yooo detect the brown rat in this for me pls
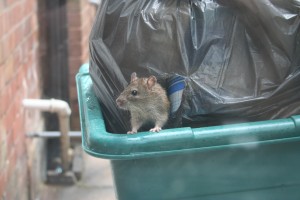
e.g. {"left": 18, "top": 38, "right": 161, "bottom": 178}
{"left": 116, "top": 72, "right": 170, "bottom": 134}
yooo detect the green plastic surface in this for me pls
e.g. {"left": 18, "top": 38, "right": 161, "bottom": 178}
{"left": 76, "top": 64, "right": 300, "bottom": 200}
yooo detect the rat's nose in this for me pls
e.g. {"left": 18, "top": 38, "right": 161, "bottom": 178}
{"left": 116, "top": 98, "right": 125, "bottom": 107}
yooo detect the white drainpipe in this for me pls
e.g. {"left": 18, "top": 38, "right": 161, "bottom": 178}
{"left": 23, "top": 99, "right": 72, "bottom": 172}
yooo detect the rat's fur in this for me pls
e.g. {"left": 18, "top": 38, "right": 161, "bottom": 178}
{"left": 116, "top": 73, "right": 170, "bottom": 134}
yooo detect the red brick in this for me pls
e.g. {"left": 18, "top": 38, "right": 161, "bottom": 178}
{"left": 0, "top": 41, "right": 4, "bottom": 66}
{"left": 0, "top": 91, "right": 8, "bottom": 117}
{"left": 13, "top": 47, "right": 23, "bottom": 69}
{"left": 0, "top": 83, "right": 13, "bottom": 117}
{"left": 20, "top": 40, "right": 30, "bottom": 64}
{"left": 14, "top": 139, "right": 26, "bottom": 160}
{"left": 68, "top": 43, "right": 82, "bottom": 57}
{"left": 15, "top": 24, "right": 24, "bottom": 47}
{"left": 4, "top": 0, "right": 18, "bottom": 8}
{"left": 81, "top": 47, "right": 89, "bottom": 62}
{"left": 69, "top": 76, "right": 78, "bottom": 88}
{"left": 0, "top": 174, "right": 5, "bottom": 197}
{"left": 16, "top": 170, "right": 28, "bottom": 199}
{"left": 71, "top": 115, "right": 81, "bottom": 130}
{"left": 67, "top": 12, "right": 81, "bottom": 27}
{"left": 10, "top": 97, "right": 21, "bottom": 125}
{"left": 24, "top": 0, "right": 34, "bottom": 17}
{"left": 0, "top": 124, "right": 7, "bottom": 170}
{"left": 14, "top": 67, "right": 24, "bottom": 91}
{"left": 67, "top": 1, "right": 80, "bottom": 12}
{"left": 3, "top": 108, "right": 14, "bottom": 135}
{"left": 0, "top": 0, "right": 4, "bottom": 10}
{"left": 0, "top": 0, "right": 41, "bottom": 199}
{"left": 5, "top": 136, "right": 14, "bottom": 170}
{"left": 0, "top": 13, "right": 4, "bottom": 39}
{"left": 69, "top": 57, "right": 82, "bottom": 68}
{"left": 2, "top": 9, "right": 11, "bottom": 36}
{"left": 31, "top": 12, "right": 38, "bottom": 30}
{"left": 71, "top": 103, "right": 79, "bottom": 116}
{"left": 30, "top": 30, "right": 38, "bottom": 48}
{"left": 3, "top": 33, "right": 15, "bottom": 57}
{"left": 6, "top": 148, "right": 17, "bottom": 180}
{"left": 8, "top": 32, "right": 17, "bottom": 55}
{"left": 69, "top": 85, "right": 78, "bottom": 99}
{"left": 68, "top": 28, "right": 82, "bottom": 42}
{"left": 2, "top": 57, "right": 15, "bottom": 85}
{"left": 10, "top": 2, "right": 23, "bottom": 28}
{"left": 1, "top": 86, "right": 16, "bottom": 117}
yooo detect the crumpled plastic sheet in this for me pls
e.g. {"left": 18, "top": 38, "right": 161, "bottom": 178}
{"left": 89, "top": 0, "right": 300, "bottom": 133}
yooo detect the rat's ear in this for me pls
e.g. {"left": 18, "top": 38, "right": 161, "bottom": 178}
{"left": 147, "top": 76, "right": 157, "bottom": 89}
{"left": 131, "top": 72, "right": 138, "bottom": 83}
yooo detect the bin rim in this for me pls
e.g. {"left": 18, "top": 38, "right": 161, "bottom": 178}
{"left": 76, "top": 64, "right": 300, "bottom": 160}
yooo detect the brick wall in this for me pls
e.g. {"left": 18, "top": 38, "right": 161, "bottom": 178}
{"left": 67, "top": 0, "right": 97, "bottom": 130}
{"left": 0, "top": 0, "right": 97, "bottom": 199}
{"left": 0, "top": 0, "right": 44, "bottom": 199}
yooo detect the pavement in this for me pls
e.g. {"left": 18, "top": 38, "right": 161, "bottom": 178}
{"left": 42, "top": 152, "right": 116, "bottom": 200}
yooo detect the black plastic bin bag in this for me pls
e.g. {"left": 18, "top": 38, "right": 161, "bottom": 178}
{"left": 89, "top": 0, "right": 300, "bottom": 133}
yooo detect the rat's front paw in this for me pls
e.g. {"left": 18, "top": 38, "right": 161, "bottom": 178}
{"left": 150, "top": 127, "right": 162, "bottom": 132}
{"left": 127, "top": 130, "right": 137, "bottom": 134}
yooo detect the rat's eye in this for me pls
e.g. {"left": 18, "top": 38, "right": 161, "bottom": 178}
{"left": 131, "top": 90, "right": 138, "bottom": 96}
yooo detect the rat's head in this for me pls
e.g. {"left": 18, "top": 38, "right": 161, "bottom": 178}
{"left": 116, "top": 72, "right": 157, "bottom": 110}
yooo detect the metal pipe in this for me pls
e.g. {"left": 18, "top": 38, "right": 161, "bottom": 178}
{"left": 23, "top": 99, "right": 72, "bottom": 172}
{"left": 27, "top": 131, "right": 81, "bottom": 138}
{"left": 22, "top": 99, "right": 71, "bottom": 116}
